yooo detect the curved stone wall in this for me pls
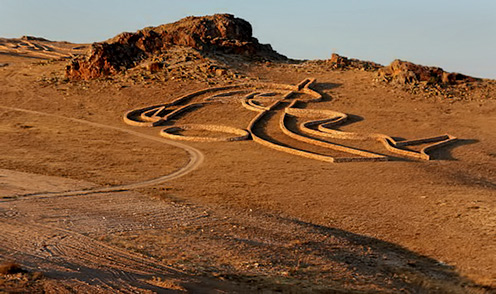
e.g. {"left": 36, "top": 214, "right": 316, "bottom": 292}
{"left": 160, "top": 124, "right": 250, "bottom": 142}
{"left": 123, "top": 78, "right": 457, "bottom": 163}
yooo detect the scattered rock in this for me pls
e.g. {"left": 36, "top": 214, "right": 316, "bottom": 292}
{"left": 376, "top": 59, "right": 482, "bottom": 99}
{"left": 293, "top": 53, "right": 382, "bottom": 73}
{"left": 0, "top": 63, "right": 9, "bottom": 67}
{"left": 66, "top": 14, "right": 286, "bottom": 80}
{"left": 327, "top": 53, "right": 382, "bottom": 71}
{"left": 215, "top": 68, "right": 228, "bottom": 76}
{"left": 146, "top": 61, "right": 164, "bottom": 73}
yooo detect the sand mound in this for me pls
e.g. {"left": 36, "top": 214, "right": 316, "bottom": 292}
{"left": 0, "top": 37, "right": 86, "bottom": 60}
{"left": 66, "top": 14, "right": 286, "bottom": 80}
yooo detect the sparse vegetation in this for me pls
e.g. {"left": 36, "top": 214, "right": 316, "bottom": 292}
{"left": 0, "top": 13, "right": 494, "bottom": 293}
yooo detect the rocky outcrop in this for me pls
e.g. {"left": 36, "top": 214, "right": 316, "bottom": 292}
{"left": 327, "top": 53, "right": 382, "bottom": 71}
{"left": 20, "top": 36, "right": 51, "bottom": 42}
{"left": 66, "top": 14, "right": 286, "bottom": 80}
{"left": 377, "top": 59, "right": 478, "bottom": 85}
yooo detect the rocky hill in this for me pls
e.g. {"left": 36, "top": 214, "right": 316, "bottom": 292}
{"left": 61, "top": 13, "right": 489, "bottom": 100}
{"left": 66, "top": 14, "right": 286, "bottom": 80}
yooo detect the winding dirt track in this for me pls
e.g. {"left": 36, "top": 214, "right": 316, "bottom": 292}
{"left": 0, "top": 106, "right": 213, "bottom": 292}
{"left": 0, "top": 105, "right": 204, "bottom": 202}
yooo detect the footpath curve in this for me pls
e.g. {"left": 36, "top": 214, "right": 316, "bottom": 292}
{"left": 0, "top": 105, "right": 204, "bottom": 202}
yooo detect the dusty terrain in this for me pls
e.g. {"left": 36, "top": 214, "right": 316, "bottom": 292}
{"left": 1, "top": 16, "right": 495, "bottom": 293}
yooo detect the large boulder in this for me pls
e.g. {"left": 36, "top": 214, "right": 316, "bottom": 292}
{"left": 66, "top": 14, "right": 286, "bottom": 80}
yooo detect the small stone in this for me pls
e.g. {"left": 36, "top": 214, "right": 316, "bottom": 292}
{"left": 147, "top": 62, "right": 163, "bottom": 73}
{"left": 215, "top": 68, "right": 227, "bottom": 76}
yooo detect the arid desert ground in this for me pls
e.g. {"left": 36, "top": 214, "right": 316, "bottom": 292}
{"left": 0, "top": 15, "right": 495, "bottom": 293}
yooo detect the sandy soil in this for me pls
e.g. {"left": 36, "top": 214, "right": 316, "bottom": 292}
{"left": 0, "top": 38, "right": 495, "bottom": 293}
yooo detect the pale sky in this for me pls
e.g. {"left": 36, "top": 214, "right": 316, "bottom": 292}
{"left": 1, "top": 0, "right": 495, "bottom": 78}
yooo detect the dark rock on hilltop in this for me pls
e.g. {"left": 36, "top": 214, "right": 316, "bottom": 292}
{"left": 327, "top": 53, "right": 382, "bottom": 71}
{"left": 66, "top": 14, "right": 286, "bottom": 80}
{"left": 376, "top": 59, "right": 484, "bottom": 99}
{"left": 292, "top": 53, "right": 382, "bottom": 74}
{"left": 377, "top": 59, "right": 478, "bottom": 86}
{"left": 20, "top": 36, "right": 51, "bottom": 42}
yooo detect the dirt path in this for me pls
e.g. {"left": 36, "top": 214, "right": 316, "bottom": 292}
{"left": 0, "top": 105, "right": 204, "bottom": 202}
{"left": 0, "top": 107, "right": 253, "bottom": 292}
{"left": 0, "top": 184, "right": 257, "bottom": 293}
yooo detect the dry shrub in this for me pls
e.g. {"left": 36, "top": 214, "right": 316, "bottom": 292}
{"left": 0, "top": 262, "right": 25, "bottom": 275}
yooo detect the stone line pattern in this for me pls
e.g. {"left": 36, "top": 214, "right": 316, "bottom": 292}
{"left": 123, "top": 78, "right": 457, "bottom": 163}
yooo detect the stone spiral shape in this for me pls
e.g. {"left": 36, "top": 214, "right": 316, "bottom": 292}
{"left": 123, "top": 78, "right": 458, "bottom": 163}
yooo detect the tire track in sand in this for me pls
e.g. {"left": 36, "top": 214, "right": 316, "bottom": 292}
{"left": 0, "top": 219, "right": 193, "bottom": 292}
{"left": 0, "top": 105, "right": 204, "bottom": 202}
{"left": 0, "top": 106, "right": 212, "bottom": 291}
